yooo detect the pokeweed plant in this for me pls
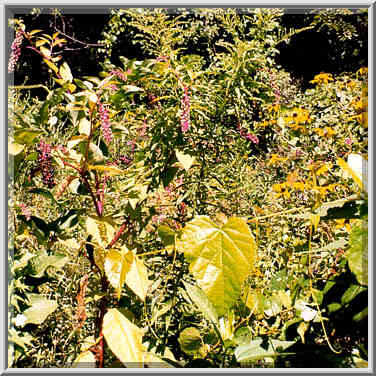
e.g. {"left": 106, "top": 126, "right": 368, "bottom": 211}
{"left": 8, "top": 8, "right": 368, "bottom": 368}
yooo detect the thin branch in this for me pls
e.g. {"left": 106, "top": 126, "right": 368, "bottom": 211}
{"left": 54, "top": 27, "right": 105, "bottom": 47}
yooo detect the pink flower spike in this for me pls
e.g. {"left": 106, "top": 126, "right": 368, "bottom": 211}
{"left": 97, "top": 100, "right": 112, "bottom": 145}
{"left": 345, "top": 138, "right": 352, "bottom": 146}
{"left": 8, "top": 30, "right": 24, "bottom": 73}
{"left": 19, "top": 203, "right": 31, "bottom": 221}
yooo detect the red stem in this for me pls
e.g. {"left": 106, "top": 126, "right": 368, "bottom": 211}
{"left": 106, "top": 221, "right": 128, "bottom": 249}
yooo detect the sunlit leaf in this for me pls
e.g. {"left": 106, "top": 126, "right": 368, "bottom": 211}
{"left": 175, "top": 150, "right": 196, "bottom": 171}
{"left": 177, "top": 216, "right": 256, "bottom": 316}
{"left": 235, "top": 338, "right": 295, "bottom": 362}
{"left": 104, "top": 248, "right": 132, "bottom": 299}
{"left": 8, "top": 142, "right": 24, "bottom": 155}
{"left": 59, "top": 62, "right": 73, "bottom": 82}
{"left": 124, "top": 249, "right": 150, "bottom": 301}
{"left": 23, "top": 294, "right": 58, "bottom": 325}
{"left": 102, "top": 308, "right": 146, "bottom": 366}
{"left": 72, "top": 351, "right": 96, "bottom": 368}
{"left": 78, "top": 118, "right": 91, "bottom": 136}
{"left": 29, "top": 250, "right": 69, "bottom": 278}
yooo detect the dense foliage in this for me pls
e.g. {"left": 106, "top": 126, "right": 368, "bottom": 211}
{"left": 8, "top": 8, "right": 368, "bottom": 368}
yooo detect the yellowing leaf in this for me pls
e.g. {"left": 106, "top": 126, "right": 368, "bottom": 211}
{"left": 310, "top": 214, "right": 320, "bottom": 232}
{"left": 124, "top": 249, "right": 150, "bottom": 301}
{"left": 104, "top": 249, "right": 132, "bottom": 299}
{"left": 78, "top": 117, "right": 91, "bottom": 136}
{"left": 87, "top": 164, "right": 123, "bottom": 176}
{"left": 59, "top": 62, "right": 73, "bottom": 82}
{"left": 8, "top": 142, "right": 24, "bottom": 155}
{"left": 338, "top": 157, "right": 365, "bottom": 192}
{"left": 102, "top": 308, "right": 146, "bottom": 366}
{"left": 72, "top": 351, "right": 96, "bottom": 368}
{"left": 177, "top": 216, "right": 257, "bottom": 316}
{"left": 175, "top": 150, "right": 196, "bottom": 171}
{"left": 43, "top": 58, "right": 59, "bottom": 74}
{"left": 85, "top": 216, "right": 117, "bottom": 249}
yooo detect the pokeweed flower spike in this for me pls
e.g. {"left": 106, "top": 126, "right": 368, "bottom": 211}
{"left": 37, "top": 140, "right": 55, "bottom": 188}
{"left": 110, "top": 69, "right": 127, "bottom": 81}
{"left": 19, "top": 203, "right": 31, "bottom": 221}
{"left": 180, "top": 86, "right": 190, "bottom": 133}
{"left": 236, "top": 123, "right": 259, "bottom": 144}
{"left": 97, "top": 100, "right": 112, "bottom": 145}
{"left": 8, "top": 29, "right": 24, "bottom": 73}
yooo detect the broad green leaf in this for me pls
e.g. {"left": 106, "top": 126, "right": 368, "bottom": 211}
{"left": 175, "top": 150, "right": 196, "bottom": 171}
{"left": 124, "top": 249, "right": 150, "bottom": 301}
{"left": 234, "top": 339, "right": 295, "bottom": 363}
{"left": 341, "top": 284, "right": 367, "bottom": 305}
{"left": 29, "top": 250, "right": 69, "bottom": 278}
{"left": 242, "top": 288, "right": 265, "bottom": 314}
{"left": 347, "top": 220, "right": 368, "bottom": 286}
{"left": 14, "top": 129, "right": 41, "bottom": 145}
{"left": 72, "top": 351, "right": 96, "bottom": 368}
{"left": 177, "top": 216, "right": 256, "bottom": 316}
{"left": 158, "top": 225, "right": 175, "bottom": 246}
{"left": 182, "top": 281, "right": 219, "bottom": 325}
{"left": 150, "top": 299, "right": 175, "bottom": 325}
{"left": 59, "top": 62, "right": 73, "bottom": 82}
{"left": 104, "top": 248, "right": 132, "bottom": 299}
{"left": 78, "top": 117, "right": 91, "bottom": 136}
{"left": 29, "top": 188, "right": 59, "bottom": 205}
{"left": 103, "top": 308, "right": 146, "bottom": 366}
{"left": 88, "top": 143, "right": 104, "bottom": 162}
{"left": 8, "top": 142, "right": 24, "bottom": 155}
{"left": 23, "top": 294, "right": 57, "bottom": 325}
{"left": 178, "top": 327, "right": 202, "bottom": 355}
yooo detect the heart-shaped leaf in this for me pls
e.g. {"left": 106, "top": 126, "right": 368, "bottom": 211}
{"left": 177, "top": 216, "right": 256, "bottom": 316}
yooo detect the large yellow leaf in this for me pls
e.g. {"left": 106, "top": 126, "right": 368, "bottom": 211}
{"left": 177, "top": 216, "right": 256, "bottom": 316}
{"left": 59, "top": 62, "right": 73, "bottom": 82}
{"left": 102, "top": 308, "right": 146, "bottom": 367}
{"left": 124, "top": 249, "right": 150, "bottom": 301}
{"left": 104, "top": 249, "right": 132, "bottom": 299}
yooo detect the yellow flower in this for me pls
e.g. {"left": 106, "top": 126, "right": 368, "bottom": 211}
{"left": 292, "top": 181, "right": 306, "bottom": 191}
{"left": 309, "top": 73, "right": 334, "bottom": 85}
{"left": 356, "top": 67, "right": 368, "bottom": 77}
{"left": 316, "top": 162, "right": 332, "bottom": 176}
{"left": 268, "top": 154, "right": 288, "bottom": 166}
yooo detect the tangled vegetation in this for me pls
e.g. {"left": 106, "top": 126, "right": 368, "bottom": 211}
{"left": 8, "top": 8, "right": 368, "bottom": 368}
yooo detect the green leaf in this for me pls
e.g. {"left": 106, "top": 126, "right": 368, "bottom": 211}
{"left": 28, "top": 188, "right": 59, "bottom": 206}
{"left": 234, "top": 338, "right": 295, "bottom": 363}
{"left": 177, "top": 216, "right": 257, "bottom": 317}
{"left": 175, "top": 150, "right": 196, "bottom": 171}
{"left": 158, "top": 225, "right": 175, "bottom": 246}
{"left": 14, "top": 129, "right": 41, "bottom": 145}
{"left": 353, "top": 307, "right": 368, "bottom": 322}
{"left": 23, "top": 294, "right": 58, "bottom": 325}
{"left": 178, "top": 327, "right": 202, "bottom": 354}
{"left": 29, "top": 250, "right": 69, "bottom": 278}
{"left": 341, "top": 284, "right": 367, "bottom": 305}
{"left": 347, "top": 221, "right": 368, "bottom": 286}
{"left": 102, "top": 308, "right": 146, "bottom": 366}
{"left": 122, "top": 85, "right": 144, "bottom": 93}
{"left": 182, "top": 281, "right": 219, "bottom": 325}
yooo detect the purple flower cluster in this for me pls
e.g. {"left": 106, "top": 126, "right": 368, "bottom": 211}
{"left": 8, "top": 30, "right": 24, "bottom": 73}
{"left": 180, "top": 87, "right": 190, "bottom": 133}
{"left": 97, "top": 100, "right": 112, "bottom": 145}
{"left": 236, "top": 123, "right": 259, "bottom": 144}
{"left": 37, "top": 140, "right": 55, "bottom": 188}
{"left": 264, "top": 67, "right": 281, "bottom": 105}
{"left": 110, "top": 69, "right": 127, "bottom": 81}
{"left": 19, "top": 203, "right": 31, "bottom": 221}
